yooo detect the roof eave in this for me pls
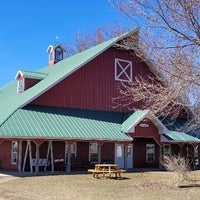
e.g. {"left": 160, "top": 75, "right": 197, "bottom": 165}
{"left": 0, "top": 136, "right": 132, "bottom": 142}
{"left": 125, "top": 110, "right": 169, "bottom": 134}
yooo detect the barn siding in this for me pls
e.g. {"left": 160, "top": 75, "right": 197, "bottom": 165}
{"left": 133, "top": 138, "right": 160, "bottom": 168}
{"left": 76, "top": 142, "right": 89, "bottom": 162}
{"left": 128, "top": 120, "right": 161, "bottom": 145}
{"left": 171, "top": 144, "right": 181, "bottom": 156}
{"left": 31, "top": 47, "right": 153, "bottom": 112}
{"left": 0, "top": 140, "right": 18, "bottom": 171}
{"left": 25, "top": 79, "right": 40, "bottom": 90}
{"left": 101, "top": 143, "right": 115, "bottom": 163}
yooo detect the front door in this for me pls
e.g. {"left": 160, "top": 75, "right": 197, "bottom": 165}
{"left": 115, "top": 144, "right": 125, "bottom": 168}
{"left": 127, "top": 144, "right": 133, "bottom": 169}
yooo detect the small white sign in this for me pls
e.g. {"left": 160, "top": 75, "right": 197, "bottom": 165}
{"left": 139, "top": 123, "right": 149, "bottom": 128}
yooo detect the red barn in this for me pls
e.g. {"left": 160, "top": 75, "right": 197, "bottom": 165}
{"left": 0, "top": 30, "right": 199, "bottom": 174}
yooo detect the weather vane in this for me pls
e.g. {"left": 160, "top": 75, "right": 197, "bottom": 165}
{"left": 55, "top": 36, "right": 59, "bottom": 44}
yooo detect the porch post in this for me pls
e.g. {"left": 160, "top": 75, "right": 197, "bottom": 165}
{"left": 50, "top": 141, "right": 54, "bottom": 172}
{"left": 124, "top": 145, "right": 128, "bottom": 170}
{"left": 28, "top": 141, "right": 33, "bottom": 173}
{"left": 97, "top": 141, "right": 105, "bottom": 164}
{"left": 35, "top": 144, "right": 40, "bottom": 174}
{"left": 67, "top": 144, "right": 71, "bottom": 174}
{"left": 159, "top": 145, "right": 162, "bottom": 169}
{"left": 98, "top": 145, "right": 101, "bottom": 164}
{"left": 193, "top": 144, "right": 198, "bottom": 170}
{"left": 23, "top": 141, "right": 29, "bottom": 172}
{"left": 18, "top": 140, "right": 22, "bottom": 172}
{"left": 180, "top": 144, "right": 183, "bottom": 157}
{"left": 66, "top": 140, "right": 75, "bottom": 174}
{"left": 45, "top": 141, "right": 52, "bottom": 172}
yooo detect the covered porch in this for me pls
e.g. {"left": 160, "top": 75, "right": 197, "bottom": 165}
{"left": 161, "top": 131, "right": 200, "bottom": 170}
{"left": 0, "top": 105, "right": 132, "bottom": 173}
{"left": 17, "top": 139, "right": 133, "bottom": 174}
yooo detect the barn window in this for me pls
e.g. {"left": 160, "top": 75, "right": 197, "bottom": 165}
{"left": 116, "top": 145, "right": 123, "bottom": 157}
{"left": 89, "top": 142, "right": 99, "bottom": 163}
{"left": 55, "top": 47, "right": 63, "bottom": 61}
{"left": 115, "top": 58, "right": 132, "bottom": 82}
{"left": 11, "top": 141, "right": 18, "bottom": 164}
{"left": 146, "top": 144, "right": 155, "bottom": 162}
{"left": 17, "top": 78, "right": 24, "bottom": 94}
{"left": 65, "top": 143, "right": 77, "bottom": 164}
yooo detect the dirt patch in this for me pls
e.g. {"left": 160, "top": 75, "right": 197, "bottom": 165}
{"left": 134, "top": 181, "right": 177, "bottom": 189}
{"left": 0, "top": 175, "right": 19, "bottom": 183}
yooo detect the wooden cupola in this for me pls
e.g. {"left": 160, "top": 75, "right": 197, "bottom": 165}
{"left": 46, "top": 44, "right": 65, "bottom": 66}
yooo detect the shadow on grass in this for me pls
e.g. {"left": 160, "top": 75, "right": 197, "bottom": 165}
{"left": 98, "top": 176, "right": 130, "bottom": 180}
{"left": 179, "top": 184, "right": 200, "bottom": 188}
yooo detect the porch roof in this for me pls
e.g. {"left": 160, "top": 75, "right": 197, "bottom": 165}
{"left": 161, "top": 131, "right": 199, "bottom": 143}
{"left": 121, "top": 110, "right": 149, "bottom": 133}
{"left": 121, "top": 109, "right": 168, "bottom": 134}
{"left": 0, "top": 106, "right": 132, "bottom": 142}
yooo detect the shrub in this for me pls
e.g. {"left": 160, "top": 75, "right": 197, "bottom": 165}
{"left": 161, "top": 155, "right": 191, "bottom": 182}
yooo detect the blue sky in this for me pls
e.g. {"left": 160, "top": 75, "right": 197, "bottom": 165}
{"left": 0, "top": 0, "right": 133, "bottom": 88}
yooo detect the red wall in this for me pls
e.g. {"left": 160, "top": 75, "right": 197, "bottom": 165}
{"left": 133, "top": 138, "right": 160, "bottom": 168}
{"left": 129, "top": 120, "right": 161, "bottom": 168}
{"left": 32, "top": 47, "right": 154, "bottom": 112}
{"left": 0, "top": 140, "right": 18, "bottom": 171}
{"left": 101, "top": 143, "right": 115, "bottom": 163}
{"left": 25, "top": 79, "right": 40, "bottom": 90}
{"left": 128, "top": 119, "right": 161, "bottom": 145}
{"left": 77, "top": 142, "right": 89, "bottom": 162}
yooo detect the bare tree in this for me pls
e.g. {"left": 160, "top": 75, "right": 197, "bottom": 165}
{"left": 109, "top": 0, "right": 200, "bottom": 132}
{"left": 63, "top": 24, "right": 130, "bottom": 57}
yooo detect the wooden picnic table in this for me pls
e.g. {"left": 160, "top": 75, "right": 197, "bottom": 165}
{"left": 88, "top": 164, "right": 126, "bottom": 178}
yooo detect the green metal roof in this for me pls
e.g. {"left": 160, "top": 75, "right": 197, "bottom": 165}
{"left": 121, "top": 110, "right": 149, "bottom": 132}
{"left": 0, "top": 106, "right": 132, "bottom": 141}
{"left": 0, "top": 31, "right": 136, "bottom": 127}
{"left": 163, "top": 131, "right": 199, "bottom": 142}
{"left": 16, "top": 70, "right": 48, "bottom": 80}
{"left": 121, "top": 109, "right": 169, "bottom": 134}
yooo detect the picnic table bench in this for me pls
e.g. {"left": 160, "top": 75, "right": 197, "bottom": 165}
{"left": 31, "top": 158, "right": 48, "bottom": 167}
{"left": 88, "top": 164, "right": 126, "bottom": 178}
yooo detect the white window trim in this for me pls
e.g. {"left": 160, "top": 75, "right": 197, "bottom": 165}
{"left": 89, "top": 142, "right": 99, "bottom": 163}
{"left": 49, "top": 52, "right": 54, "bottom": 62}
{"left": 11, "top": 141, "right": 18, "bottom": 165}
{"left": 116, "top": 144, "right": 123, "bottom": 157}
{"left": 65, "top": 143, "right": 77, "bottom": 164}
{"left": 115, "top": 58, "right": 132, "bottom": 82}
{"left": 146, "top": 143, "right": 155, "bottom": 163}
{"left": 17, "top": 78, "right": 25, "bottom": 94}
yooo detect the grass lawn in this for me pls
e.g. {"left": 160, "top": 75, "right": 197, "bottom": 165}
{"left": 0, "top": 170, "right": 200, "bottom": 200}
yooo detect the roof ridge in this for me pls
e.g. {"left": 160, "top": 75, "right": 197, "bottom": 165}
{"left": 20, "top": 69, "right": 48, "bottom": 75}
{"left": 0, "top": 30, "right": 137, "bottom": 126}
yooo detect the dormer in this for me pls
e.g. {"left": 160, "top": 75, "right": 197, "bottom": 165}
{"left": 15, "top": 70, "right": 47, "bottom": 94}
{"left": 46, "top": 44, "right": 65, "bottom": 66}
